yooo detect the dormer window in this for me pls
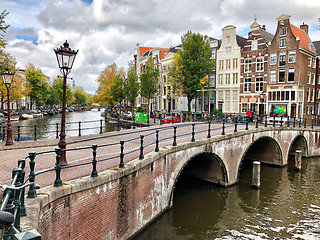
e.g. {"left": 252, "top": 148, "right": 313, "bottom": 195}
{"left": 280, "top": 38, "right": 287, "bottom": 48}
{"left": 280, "top": 27, "right": 287, "bottom": 36}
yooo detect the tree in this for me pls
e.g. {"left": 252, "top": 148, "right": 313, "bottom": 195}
{"left": 50, "top": 76, "right": 72, "bottom": 107}
{"left": 0, "top": 10, "right": 9, "bottom": 53}
{"left": 126, "top": 61, "right": 139, "bottom": 115}
{"left": 25, "top": 63, "right": 49, "bottom": 107}
{"left": 110, "top": 71, "right": 126, "bottom": 106}
{"left": 72, "top": 87, "right": 90, "bottom": 105}
{"left": 96, "top": 63, "right": 120, "bottom": 105}
{"left": 169, "top": 31, "right": 214, "bottom": 115}
{"left": 140, "top": 56, "right": 159, "bottom": 116}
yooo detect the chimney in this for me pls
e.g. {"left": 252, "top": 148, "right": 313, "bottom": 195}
{"left": 262, "top": 25, "right": 266, "bottom": 30}
{"left": 300, "top": 22, "right": 309, "bottom": 34}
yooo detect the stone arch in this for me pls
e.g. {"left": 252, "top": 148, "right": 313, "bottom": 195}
{"left": 237, "top": 136, "right": 283, "bottom": 181}
{"left": 168, "top": 151, "right": 227, "bottom": 206}
{"left": 288, "top": 134, "right": 308, "bottom": 157}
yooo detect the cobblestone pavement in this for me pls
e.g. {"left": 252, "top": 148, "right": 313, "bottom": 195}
{"left": 0, "top": 122, "right": 251, "bottom": 188}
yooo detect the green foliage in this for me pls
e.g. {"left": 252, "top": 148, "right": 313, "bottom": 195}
{"left": 137, "top": 106, "right": 144, "bottom": 113}
{"left": 140, "top": 56, "right": 159, "bottom": 115}
{"left": 0, "top": 10, "right": 10, "bottom": 52}
{"left": 50, "top": 76, "right": 72, "bottom": 106}
{"left": 169, "top": 31, "right": 214, "bottom": 112}
{"left": 72, "top": 87, "right": 90, "bottom": 105}
{"left": 211, "top": 108, "right": 222, "bottom": 116}
{"left": 25, "top": 63, "right": 49, "bottom": 107}
{"left": 126, "top": 61, "right": 139, "bottom": 112}
{"left": 110, "top": 72, "right": 126, "bottom": 104}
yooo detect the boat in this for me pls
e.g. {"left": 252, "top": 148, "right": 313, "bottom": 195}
{"left": 32, "top": 113, "right": 43, "bottom": 118}
{"left": 19, "top": 114, "right": 33, "bottom": 120}
{"left": 109, "top": 120, "right": 117, "bottom": 124}
{"left": 11, "top": 116, "right": 20, "bottom": 121}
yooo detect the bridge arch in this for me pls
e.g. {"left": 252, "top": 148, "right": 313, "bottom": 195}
{"left": 288, "top": 134, "right": 308, "bottom": 157}
{"left": 168, "top": 151, "right": 228, "bottom": 206}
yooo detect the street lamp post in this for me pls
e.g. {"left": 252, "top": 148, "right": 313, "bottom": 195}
{"left": 1, "top": 69, "right": 15, "bottom": 146}
{"left": 54, "top": 40, "right": 78, "bottom": 166}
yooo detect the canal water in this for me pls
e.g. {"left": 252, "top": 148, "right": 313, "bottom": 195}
{"left": 134, "top": 157, "right": 320, "bottom": 239}
{"left": 8, "top": 110, "right": 127, "bottom": 140}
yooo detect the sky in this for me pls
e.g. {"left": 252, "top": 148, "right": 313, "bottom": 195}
{"left": 1, "top": 0, "right": 320, "bottom": 95}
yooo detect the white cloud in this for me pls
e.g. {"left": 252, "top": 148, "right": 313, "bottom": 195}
{"left": 1, "top": 0, "right": 320, "bottom": 94}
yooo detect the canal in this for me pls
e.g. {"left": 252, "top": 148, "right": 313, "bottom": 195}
{"left": 7, "top": 110, "right": 127, "bottom": 140}
{"left": 134, "top": 157, "right": 320, "bottom": 239}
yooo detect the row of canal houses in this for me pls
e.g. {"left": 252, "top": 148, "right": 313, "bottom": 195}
{"left": 134, "top": 14, "right": 320, "bottom": 123}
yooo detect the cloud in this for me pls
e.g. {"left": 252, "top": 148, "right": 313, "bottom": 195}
{"left": 1, "top": 0, "right": 320, "bottom": 94}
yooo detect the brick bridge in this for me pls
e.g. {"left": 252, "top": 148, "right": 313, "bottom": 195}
{"left": 24, "top": 126, "right": 320, "bottom": 239}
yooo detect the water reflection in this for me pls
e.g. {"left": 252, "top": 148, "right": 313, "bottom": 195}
{"left": 134, "top": 157, "right": 320, "bottom": 239}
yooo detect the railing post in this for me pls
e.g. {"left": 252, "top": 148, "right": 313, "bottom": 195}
{"left": 2, "top": 125, "right": 5, "bottom": 141}
{"left": 17, "top": 126, "right": 21, "bottom": 141}
{"left": 100, "top": 119, "right": 103, "bottom": 134}
{"left": 78, "top": 121, "right": 81, "bottom": 137}
{"left": 293, "top": 117, "right": 296, "bottom": 128}
{"left": 155, "top": 130, "right": 159, "bottom": 152}
{"left": 12, "top": 167, "right": 22, "bottom": 231}
{"left": 148, "top": 114, "right": 150, "bottom": 127}
{"left": 27, "top": 152, "right": 37, "bottom": 198}
{"left": 54, "top": 148, "right": 63, "bottom": 187}
{"left": 173, "top": 126, "right": 177, "bottom": 146}
{"left": 207, "top": 121, "right": 211, "bottom": 138}
{"left": 191, "top": 123, "right": 195, "bottom": 142}
{"left": 273, "top": 115, "right": 276, "bottom": 127}
{"left": 287, "top": 116, "right": 290, "bottom": 127}
{"left": 139, "top": 135, "right": 144, "bottom": 160}
{"left": 91, "top": 145, "right": 98, "bottom": 176}
{"left": 119, "top": 141, "right": 125, "bottom": 168}
{"left": 299, "top": 118, "right": 302, "bottom": 128}
{"left": 222, "top": 118, "right": 225, "bottom": 135}
{"left": 255, "top": 115, "right": 258, "bottom": 128}
{"left": 34, "top": 124, "right": 37, "bottom": 141}
{"left": 160, "top": 115, "right": 162, "bottom": 125}
{"left": 192, "top": 112, "right": 195, "bottom": 122}
{"left": 133, "top": 116, "right": 136, "bottom": 128}
{"left": 117, "top": 117, "right": 120, "bottom": 131}
{"left": 245, "top": 116, "right": 249, "bottom": 130}
{"left": 280, "top": 116, "right": 283, "bottom": 127}
{"left": 56, "top": 123, "right": 59, "bottom": 139}
{"left": 264, "top": 114, "right": 267, "bottom": 127}
{"left": 304, "top": 118, "right": 307, "bottom": 128}
{"left": 18, "top": 159, "right": 26, "bottom": 217}
{"left": 312, "top": 117, "right": 314, "bottom": 129}
{"left": 234, "top": 118, "right": 238, "bottom": 132}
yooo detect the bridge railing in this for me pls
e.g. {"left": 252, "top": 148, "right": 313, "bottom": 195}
{"left": 0, "top": 116, "right": 316, "bottom": 238}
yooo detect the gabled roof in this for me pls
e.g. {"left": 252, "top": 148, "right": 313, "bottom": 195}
{"left": 139, "top": 46, "right": 170, "bottom": 60}
{"left": 260, "top": 28, "right": 274, "bottom": 44}
{"left": 312, "top": 41, "right": 320, "bottom": 55}
{"left": 290, "top": 24, "right": 316, "bottom": 54}
{"left": 236, "top": 35, "right": 247, "bottom": 48}
{"left": 139, "top": 47, "right": 153, "bottom": 57}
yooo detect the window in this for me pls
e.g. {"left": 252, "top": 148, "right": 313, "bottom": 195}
{"left": 291, "top": 91, "right": 295, "bottom": 101}
{"left": 308, "top": 57, "right": 312, "bottom": 67}
{"left": 252, "top": 39, "right": 258, "bottom": 50}
{"left": 218, "top": 74, "right": 223, "bottom": 85}
{"left": 312, "top": 58, "right": 316, "bottom": 68}
{"left": 270, "top": 53, "right": 277, "bottom": 65}
{"left": 226, "top": 47, "right": 231, "bottom": 53}
{"left": 317, "top": 89, "right": 320, "bottom": 99}
{"left": 244, "top": 78, "right": 251, "bottom": 92}
{"left": 163, "top": 66, "right": 166, "bottom": 71}
{"left": 312, "top": 73, "right": 315, "bottom": 85}
{"left": 233, "top": 73, "right": 238, "bottom": 84}
{"left": 307, "top": 88, "right": 310, "bottom": 102}
{"left": 233, "top": 58, "right": 238, "bottom": 69}
{"left": 219, "top": 60, "right": 224, "bottom": 70}
{"left": 306, "top": 106, "right": 309, "bottom": 115}
{"left": 270, "top": 70, "right": 276, "bottom": 83}
{"left": 163, "top": 87, "right": 166, "bottom": 95}
{"left": 280, "top": 38, "right": 286, "bottom": 48}
{"left": 279, "top": 52, "right": 286, "bottom": 66}
{"left": 318, "top": 74, "right": 320, "bottom": 84}
{"left": 279, "top": 69, "right": 285, "bottom": 83}
{"left": 256, "top": 57, "right": 264, "bottom": 72}
{"left": 288, "top": 68, "right": 295, "bottom": 82}
{"left": 244, "top": 58, "right": 252, "bottom": 73}
{"left": 242, "top": 103, "right": 248, "bottom": 113}
{"left": 307, "top": 72, "right": 311, "bottom": 84}
{"left": 226, "top": 73, "right": 231, "bottom": 84}
{"left": 280, "top": 27, "right": 287, "bottom": 36}
{"left": 255, "top": 77, "right": 263, "bottom": 92}
{"left": 311, "top": 89, "right": 314, "bottom": 102}
{"left": 211, "top": 49, "right": 216, "bottom": 59}
{"left": 163, "top": 75, "right": 166, "bottom": 83}
{"left": 288, "top": 51, "right": 296, "bottom": 63}
{"left": 226, "top": 59, "right": 231, "bottom": 69}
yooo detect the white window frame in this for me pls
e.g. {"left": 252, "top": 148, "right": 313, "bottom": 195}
{"left": 255, "top": 77, "right": 263, "bottom": 92}
{"left": 280, "top": 27, "right": 287, "bottom": 36}
{"left": 244, "top": 78, "right": 251, "bottom": 92}
{"left": 270, "top": 53, "right": 277, "bottom": 65}
{"left": 280, "top": 38, "right": 287, "bottom": 48}
{"left": 270, "top": 70, "right": 276, "bottom": 83}
{"left": 256, "top": 57, "right": 264, "bottom": 72}
{"left": 288, "top": 51, "right": 296, "bottom": 63}
{"left": 288, "top": 68, "right": 295, "bottom": 82}
{"left": 244, "top": 58, "right": 252, "bottom": 73}
{"left": 279, "top": 52, "right": 286, "bottom": 67}
{"left": 251, "top": 39, "right": 258, "bottom": 50}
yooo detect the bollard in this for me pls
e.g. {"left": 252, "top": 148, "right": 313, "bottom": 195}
{"left": 245, "top": 116, "right": 249, "bottom": 130}
{"left": 17, "top": 126, "right": 21, "bottom": 141}
{"left": 100, "top": 119, "right": 103, "bottom": 134}
{"left": 264, "top": 114, "right": 267, "bottom": 127}
{"left": 255, "top": 115, "right": 258, "bottom": 128}
{"left": 160, "top": 115, "right": 162, "bottom": 125}
{"left": 148, "top": 115, "right": 150, "bottom": 127}
{"left": 234, "top": 119, "right": 238, "bottom": 132}
{"left": 139, "top": 135, "right": 144, "bottom": 160}
{"left": 280, "top": 116, "right": 283, "bottom": 127}
{"left": 54, "top": 148, "right": 63, "bottom": 187}
{"left": 252, "top": 161, "right": 261, "bottom": 189}
{"left": 192, "top": 112, "right": 195, "bottom": 122}
{"left": 91, "top": 145, "right": 98, "bottom": 176}
{"left": 78, "top": 121, "right": 81, "bottom": 136}
{"left": 222, "top": 118, "right": 225, "bottom": 135}
{"left": 207, "top": 121, "right": 211, "bottom": 138}
{"left": 56, "top": 123, "right": 59, "bottom": 139}
{"left": 273, "top": 115, "right": 276, "bottom": 127}
{"left": 191, "top": 123, "right": 195, "bottom": 142}
{"left": 293, "top": 117, "right": 296, "bottom": 128}
{"left": 295, "top": 150, "right": 302, "bottom": 171}
{"left": 34, "top": 124, "right": 37, "bottom": 141}
{"left": 173, "top": 126, "right": 177, "bottom": 146}
{"left": 2, "top": 126, "right": 5, "bottom": 141}
{"left": 299, "top": 118, "right": 302, "bottom": 128}
{"left": 287, "top": 116, "right": 290, "bottom": 127}
{"left": 119, "top": 141, "right": 125, "bottom": 168}
{"left": 304, "top": 118, "right": 306, "bottom": 128}
{"left": 155, "top": 130, "right": 159, "bottom": 152}
{"left": 27, "top": 152, "right": 37, "bottom": 198}
{"left": 133, "top": 116, "right": 136, "bottom": 129}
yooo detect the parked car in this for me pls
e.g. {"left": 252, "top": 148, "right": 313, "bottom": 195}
{"left": 123, "top": 113, "right": 132, "bottom": 120}
{"left": 161, "top": 116, "right": 181, "bottom": 124}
